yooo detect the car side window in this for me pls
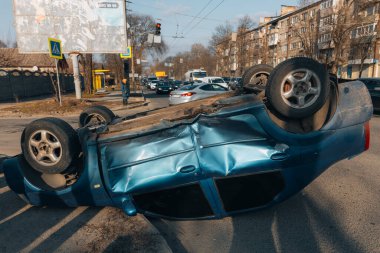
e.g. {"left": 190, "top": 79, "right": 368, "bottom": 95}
{"left": 199, "top": 84, "right": 214, "bottom": 91}
{"left": 212, "top": 84, "right": 227, "bottom": 91}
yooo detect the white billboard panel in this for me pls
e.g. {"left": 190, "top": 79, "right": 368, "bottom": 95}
{"left": 13, "top": 0, "right": 127, "bottom": 53}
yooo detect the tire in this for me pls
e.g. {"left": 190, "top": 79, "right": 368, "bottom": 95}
{"left": 79, "top": 105, "right": 116, "bottom": 128}
{"left": 265, "top": 57, "right": 330, "bottom": 119}
{"left": 242, "top": 64, "right": 274, "bottom": 91}
{"left": 21, "top": 118, "right": 80, "bottom": 174}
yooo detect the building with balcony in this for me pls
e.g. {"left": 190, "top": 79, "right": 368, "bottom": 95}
{"left": 215, "top": 0, "right": 380, "bottom": 79}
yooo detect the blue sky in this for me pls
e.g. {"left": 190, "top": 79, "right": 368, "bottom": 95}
{"left": 1, "top": 0, "right": 299, "bottom": 57}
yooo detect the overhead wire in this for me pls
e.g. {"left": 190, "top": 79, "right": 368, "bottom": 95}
{"left": 169, "top": 0, "right": 215, "bottom": 49}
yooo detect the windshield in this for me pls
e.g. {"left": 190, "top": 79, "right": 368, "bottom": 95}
{"left": 193, "top": 72, "right": 207, "bottom": 78}
{"left": 158, "top": 82, "right": 170, "bottom": 87}
{"left": 180, "top": 85, "right": 199, "bottom": 91}
{"left": 212, "top": 78, "right": 225, "bottom": 83}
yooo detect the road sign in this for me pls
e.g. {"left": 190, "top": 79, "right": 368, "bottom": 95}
{"left": 120, "top": 46, "right": 132, "bottom": 59}
{"left": 48, "top": 38, "right": 63, "bottom": 59}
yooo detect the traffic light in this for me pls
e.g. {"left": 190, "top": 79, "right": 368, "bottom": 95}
{"left": 155, "top": 23, "right": 161, "bottom": 36}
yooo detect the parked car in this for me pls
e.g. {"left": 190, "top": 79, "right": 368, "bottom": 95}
{"left": 201, "top": 76, "right": 229, "bottom": 89}
{"left": 169, "top": 83, "right": 228, "bottom": 105}
{"left": 156, "top": 81, "right": 173, "bottom": 94}
{"left": 357, "top": 78, "right": 380, "bottom": 111}
{"left": 148, "top": 80, "right": 159, "bottom": 90}
{"left": 222, "top": 76, "right": 231, "bottom": 83}
{"left": 2, "top": 58, "right": 373, "bottom": 220}
{"left": 229, "top": 77, "right": 242, "bottom": 90}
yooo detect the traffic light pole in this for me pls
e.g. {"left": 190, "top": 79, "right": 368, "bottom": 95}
{"left": 123, "top": 59, "right": 130, "bottom": 105}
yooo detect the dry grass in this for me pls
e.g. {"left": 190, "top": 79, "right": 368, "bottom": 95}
{"left": 0, "top": 98, "right": 132, "bottom": 118}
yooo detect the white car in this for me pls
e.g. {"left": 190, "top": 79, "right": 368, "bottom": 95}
{"left": 201, "top": 76, "right": 229, "bottom": 89}
{"left": 148, "top": 80, "right": 159, "bottom": 90}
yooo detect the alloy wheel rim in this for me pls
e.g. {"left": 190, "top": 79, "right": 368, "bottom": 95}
{"left": 280, "top": 69, "right": 321, "bottom": 109}
{"left": 28, "top": 130, "right": 62, "bottom": 166}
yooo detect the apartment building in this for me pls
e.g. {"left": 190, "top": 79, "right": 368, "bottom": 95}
{"left": 215, "top": 0, "right": 380, "bottom": 79}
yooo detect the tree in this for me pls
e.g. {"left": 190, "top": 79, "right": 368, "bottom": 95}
{"left": 236, "top": 16, "right": 256, "bottom": 75}
{"left": 326, "top": 0, "right": 376, "bottom": 74}
{"left": 293, "top": 8, "right": 320, "bottom": 59}
{"left": 81, "top": 54, "right": 93, "bottom": 94}
{"left": 237, "top": 15, "right": 256, "bottom": 32}
{"left": 104, "top": 13, "right": 168, "bottom": 90}
{"left": 209, "top": 21, "right": 233, "bottom": 51}
{"left": 0, "top": 40, "right": 7, "bottom": 48}
{"left": 153, "top": 44, "right": 216, "bottom": 80}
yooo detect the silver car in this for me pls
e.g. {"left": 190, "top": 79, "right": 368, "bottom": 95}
{"left": 169, "top": 83, "right": 228, "bottom": 105}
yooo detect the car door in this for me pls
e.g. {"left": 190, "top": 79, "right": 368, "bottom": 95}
{"left": 98, "top": 125, "right": 214, "bottom": 219}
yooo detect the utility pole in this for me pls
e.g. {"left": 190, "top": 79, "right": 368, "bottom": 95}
{"left": 122, "top": 0, "right": 132, "bottom": 105}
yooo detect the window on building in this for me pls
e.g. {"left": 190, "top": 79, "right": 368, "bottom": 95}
{"left": 302, "top": 12, "right": 308, "bottom": 21}
{"left": 321, "top": 0, "right": 333, "bottom": 10}
{"left": 351, "top": 24, "right": 377, "bottom": 38}
{"left": 318, "top": 33, "right": 332, "bottom": 43}
{"left": 366, "top": 5, "right": 376, "bottom": 16}
{"left": 320, "top": 15, "right": 333, "bottom": 27}
{"left": 310, "top": 9, "right": 316, "bottom": 18}
{"left": 291, "top": 16, "right": 299, "bottom": 25}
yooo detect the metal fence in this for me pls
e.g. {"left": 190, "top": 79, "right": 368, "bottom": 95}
{"left": 0, "top": 69, "right": 78, "bottom": 102}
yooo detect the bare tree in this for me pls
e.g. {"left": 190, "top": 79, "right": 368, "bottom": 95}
{"left": 325, "top": 0, "right": 377, "bottom": 74}
{"left": 81, "top": 54, "right": 93, "bottom": 94}
{"left": 209, "top": 21, "right": 233, "bottom": 51}
{"left": 293, "top": 9, "right": 320, "bottom": 59}
{"left": 153, "top": 44, "right": 216, "bottom": 80}
{"left": 0, "top": 42, "right": 17, "bottom": 68}
{"left": 237, "top": 15, "right": 256, "bottom": 31}
{"left": 0, "top": 40, "right": 7, "bottom": 48}
{"left": 103, "top": 13, "right": 168, "bottom": 90}
{"left": 351, "top": 33, "right": 376, "bottom": 78}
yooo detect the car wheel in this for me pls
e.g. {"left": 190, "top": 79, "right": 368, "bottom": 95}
{"left": 21, "top": 118, "right": 80, "bottom": 174}
{"left": 265, "top": 57, "right": 330, "bottom": 119}
{"left": 79, "top": 105, "right": 116, "bottom": 128}
{"left": 242, "top": 64, "right": 274, "bottom": 91}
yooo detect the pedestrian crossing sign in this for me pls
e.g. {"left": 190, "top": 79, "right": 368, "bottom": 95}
{"left": 120, "top": 46, "right": 132, "bottom": 59}
{"left": 48, "top": 38, "right": 63, "bottom": 59}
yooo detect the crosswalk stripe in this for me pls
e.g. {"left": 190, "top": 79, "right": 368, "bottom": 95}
{"left": 0, "top": 186, "right": 10, "bottom": 194}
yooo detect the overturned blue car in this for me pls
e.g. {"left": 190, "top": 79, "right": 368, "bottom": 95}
{"left": 3, "top": 58, "right": 373, "bottom": 220}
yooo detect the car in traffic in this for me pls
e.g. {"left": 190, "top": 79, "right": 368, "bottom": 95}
{"left": 156, "top": 81, "right": 173, "bottom": 94}
{"left": 357, "top": 78, "right": 380, "bottom": 111}
{"left": 201, "top": 76, "right": 229, "bottom": 89}
{"left": 229, "top": 77, "right": 242, "bottom": 90}
{"left": 169, "top": 83, "right": 228, "bottom": 105}
{"left": 148, "top": 80, "right": 159, "bottom": 90}
{"left": 170, "top": 80, "right": 182, "bottom": 90}
{"left": 2, "top": 58, "right": 373, "bottom": 220}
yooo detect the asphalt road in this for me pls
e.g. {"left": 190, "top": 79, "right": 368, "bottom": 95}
{"left": 0, "top": 94, "right": 379, "bottom": 253}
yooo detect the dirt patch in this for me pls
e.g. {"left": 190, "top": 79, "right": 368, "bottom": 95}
{"left": 0, "top": 98, "right": 145, "bottom": 118}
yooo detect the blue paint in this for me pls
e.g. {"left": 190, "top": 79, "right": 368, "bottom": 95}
{"left": 3, "top": 81, "right": 373, "bottom": 220}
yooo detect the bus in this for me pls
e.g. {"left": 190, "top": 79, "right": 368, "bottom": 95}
{"left": 184, "top": 69, "right": 207, "bottom": 82}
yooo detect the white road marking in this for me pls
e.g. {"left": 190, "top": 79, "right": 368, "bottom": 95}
{"left": 0, "top": 186, "right": 10, "bottom": 194}
{"left": 0, "top": 205, "right": 32, "bottom": 226}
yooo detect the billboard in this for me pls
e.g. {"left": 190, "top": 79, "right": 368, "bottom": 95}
{"left": 13, "top": 0, "right": 127, "bottom": 54}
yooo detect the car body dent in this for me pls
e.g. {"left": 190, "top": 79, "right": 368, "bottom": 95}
{"left": 3, "top": 81, "right": 373, "bottom": 220}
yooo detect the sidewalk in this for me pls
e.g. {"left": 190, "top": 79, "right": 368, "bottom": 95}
{"left": 0, "top": 91, "right": 151, "bottom": 119}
